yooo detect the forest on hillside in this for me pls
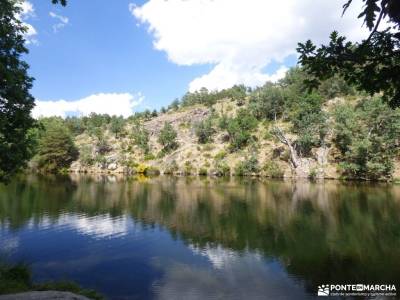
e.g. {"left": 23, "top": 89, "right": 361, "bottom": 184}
{"left": 29, "top": 68, "right": 400, "bottom": 181}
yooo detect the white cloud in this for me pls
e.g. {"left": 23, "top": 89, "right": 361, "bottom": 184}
{"left": 132, "top": 0, "right": 367, "bottom": 91}
{"left": 17, "top": 1, "right": 37, "bottom": 44}
{"left": 32, "top": 92, "right": 144, "bottom": 118}
{"left": 19, "top": 1, "right": 34, "bottom": 17}
{"left": 49, "top": 11, "right": 69, "bottom": 32}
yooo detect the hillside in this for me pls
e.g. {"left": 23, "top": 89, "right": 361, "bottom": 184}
{"left": 31, "top": 68, "right": 400, "bottom": 181}
{"left": 68, "top": 100, "right": 322, "bottom": 178}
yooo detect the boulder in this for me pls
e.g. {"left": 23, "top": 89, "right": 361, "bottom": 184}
{"left": 0, "top": 291, "right": 91, "bottom": 300}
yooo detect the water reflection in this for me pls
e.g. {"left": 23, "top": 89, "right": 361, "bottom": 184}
{"left": 1, "top": 175, "right": 400, "bottom": 299}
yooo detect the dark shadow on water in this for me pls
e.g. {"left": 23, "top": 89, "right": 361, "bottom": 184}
{"left": 1, "top": 174, "right": 400, "bottom": 299}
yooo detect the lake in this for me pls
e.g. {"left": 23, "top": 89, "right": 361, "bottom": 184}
{"left": 1, "top": 175, "right": 400, "bottom": 299}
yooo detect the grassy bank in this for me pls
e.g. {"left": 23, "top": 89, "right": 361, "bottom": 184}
{"left": 0, "top": 261, "right": 102, "bottom": 299}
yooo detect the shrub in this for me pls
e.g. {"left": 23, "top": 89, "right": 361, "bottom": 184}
{"left": 213, "top": 161, "right": 231, "bottom": 176}
{"left": 226, "top": 109, "right": 258, "bottom": 151}
{"left": 202, "top": 144, "right": 215, "bottom": 152}
{"left": 96, "top": 138, "right": 111, "bottom": 155}
{"left": 144, "top": 153, "right": 156, "bottom": 161}
{"left": 131, "top": 123, "right": 150, "bottom": 154}
{"left": 195, "top": 118, "right": 214, "bottom": 144}
{"left": 334, "top": 97, "right": 400, "bottom": 180}
{"left": 309, "top": 168, "right": 318, "bottom": 180}
{"left": 157, "top": 150, "right": 167, "bottom": 159}
{"left": 263, "top": 161, "right": 284, "bottom": 178}
{"left": 94, "top": 155, "right": 107, "bottom": 169}
{"left": 218, "top": 114, "right": 229, "bottom": 130}
{"left": 183, "top": 161, "right": 194, "bottom": 175}
{"left": 214, "top": 150, "right": 227, "bottom": 161}
{"left": 158, "top": 122, "right": 178, "bottom": 152}
{"left": 164, "top": 160, "right": 178, "bottom": 174}
{"left": 80, "top": 145, "right": 94, "bottom": 167}
{"left": 110, "top": 116, "right": 125, "bottom": 138}
{"left": 198, "top": 167, "right": 208, "bottom": 176}
{"left": 234, "top": 155, "right": 260, "bottom": 176}
{"left": 135, "top": 163, "right": 148, "bottom": 174}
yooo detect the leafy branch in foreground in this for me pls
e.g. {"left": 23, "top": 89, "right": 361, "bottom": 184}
{"left": 297, "top": 0, "right": 400, "bottom": 108}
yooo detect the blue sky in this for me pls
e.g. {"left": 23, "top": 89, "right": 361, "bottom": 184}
{"left": 27, "top": 0, "right": 213, "bottom": 113}
{"left": 23, "top": 0, "right": 365, "bottom": 117}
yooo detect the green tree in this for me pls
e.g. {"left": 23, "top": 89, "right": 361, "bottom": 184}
{"left": 36, "top": 123, "right": 78, "bottom": 173}
{"left": 0, "top": 0, "right": 36, "bottom": 182}
{"left": 297, "top": 0, "right": 400, "bottom": 108}
{"left": 290, "top": 93, "right": 328, "bottom": 156}
{"left": 195, "top": 118, "right": 214, "bottom": 144}
{"left": 334, "top": 97, "right": 400, "bottom": 180}
{"left": 226, "top": 109, "right": 258, "bottom": 151}
{"left": 249, "top": 83, "right": 285, "bottom": 120}
{"left": 110, "top": 116, "right": 125, "bottom": 138}
{"left": 158, "top": 122, "right": 178, "bottom": 152}
{"left": 132, "top": 123, "right": 150, "bottom": 154}
{"left": 0, "top": 0, "right": 67, "bottom": 182}
{"left": 169, "top": 99, "right": 180, "bottom": 111}
{"left": 64, "top": 117, "right": 85, "bottom": 136}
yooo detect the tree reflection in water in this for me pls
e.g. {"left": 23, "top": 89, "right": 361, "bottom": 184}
{"left": 1, "top": 174, "right": 399, "bottom": 298}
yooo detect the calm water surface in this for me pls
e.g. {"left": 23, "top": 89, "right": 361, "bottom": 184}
{"left": 1, "top": 175, "right": 400, "bottom": 299}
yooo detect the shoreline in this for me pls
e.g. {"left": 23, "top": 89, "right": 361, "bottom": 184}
{"left": 62, "top": 169, "right": 400, "bottom": 183}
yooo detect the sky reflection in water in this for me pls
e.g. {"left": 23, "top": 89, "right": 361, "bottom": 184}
{"left": 1, "top": 175, "right": 400, "bottom": 299}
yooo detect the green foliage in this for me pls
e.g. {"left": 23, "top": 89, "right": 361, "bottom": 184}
{"left": 214, "top": 150, "right": 227, "bottom": 161}
{"left": 80, "top": 145, "right": 94, "bottom": 167}
{"left": 226, "top": 109, "right": 258, "bottom": 151}
{"left": 194, "top": 118, "right": 214, "bottom": 144}
{"left": 144, "top": 153, "right": 156, "bottom": 161}
{"left": 309, "top": 168, "right": 318, "bottom": 180}
{"left": 169, "top": 99, "right": 180, "bottom": 111}
{"left": 94, "top": 154, "right": 107, "bottom": 169}
{"left": 158, "top": 122, "right": 178, "bottom": 152}
{"left": 83, "top": 113, "right": 111, "bottom": 137}
{"left": 290, "top": 93, "right": 328, "bottom": 156}
{"left": 198, "top": 167, "right": 208, "bottom": 176}
{"left": 0, "top": 262, "right": 31, "bottom": 294}
{"left": 202, "top": 144, "right": 215, "bottom": 152}
{"left": 297, "top": 1, "right": 400, "bottom": 107}
{"left": 234, "top": 155, "right": 260, "bottom": 176}
{"left": 180, "top": 85, "right": 248, "bottom": 108}
{"left": 249, "top": 83, "right": 285, "bottom": 120}
{"left": 0, "top": 261, "right": 102, "bottom": 299}
{"left": 218, "top": 114, "right": 229, "bottom": 130}
{"left": 95, "top": 137, "right": 111, "bottom": 155}
{"left": 131, "top": 123, "right": 150, "bottom": 154}
{"left": 36, "top": 122, "right": 78, "bottom": 173}
{"left": 110, "top": 116, "right": 125, "bottom": 138}
{"left": 164, "top": 160, "right": 178, "bottom": 174}
{"left": 334, "top": 97, "right": 400, "bottom": 180}
{"left": 0, "top": 0, "right": 36, "bottom": 182}
{"left": 263, "top": 161, "right": 284, "bottom": 178}
{"left": 318, "top": 75, "right": 356, "bottom": 99}
{"left": 64, "top": 117, "right": 85, "bottom": 136}
{"left": 183, "top": 161, "right": 194, "bottom": 175}
{"left": 213, "top": 161, "right": 231, "bottom": 177}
